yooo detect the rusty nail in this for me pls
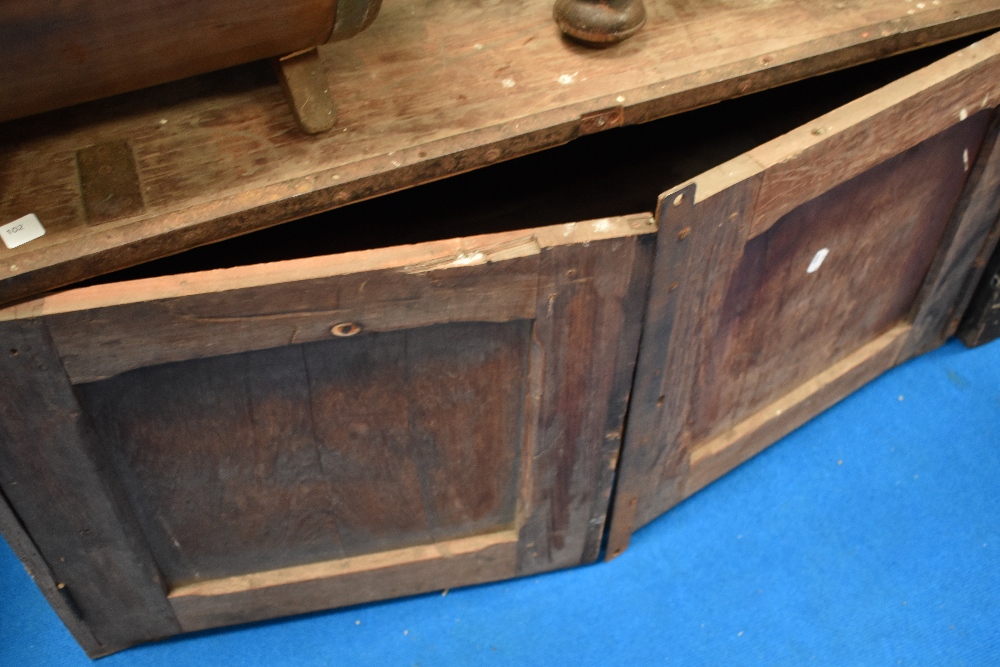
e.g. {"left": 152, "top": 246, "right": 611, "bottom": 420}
{"left": 677, "top": 227, "right": 691, "bottom": 240}
{"left": 668, "top": 281, "right": 679, "bottom": 291}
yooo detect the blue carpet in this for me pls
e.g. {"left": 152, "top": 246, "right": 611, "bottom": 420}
{"left": 2, "top": 338, "right": 998, "bottom": 665}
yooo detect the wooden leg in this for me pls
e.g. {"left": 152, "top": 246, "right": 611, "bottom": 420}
{"left": 553, "top": 0, "right": 647, "bottom": 46}
{"left": 273, "top": 48, "right": 336, "bottom": 135}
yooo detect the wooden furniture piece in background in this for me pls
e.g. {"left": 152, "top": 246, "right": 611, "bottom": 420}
{"left": 958, "top": 240, "right": 1000, "bottom": 346}
{"left": 606, "top": 32, "right": 1000, "bottom": 557}
{"left": 2, "top": 0, "right": 999, "bottom": 307}
{"left": 0, "top": 0, "right": 381, "bottom": 133}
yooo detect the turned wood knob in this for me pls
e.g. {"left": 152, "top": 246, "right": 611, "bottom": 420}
{"left": 553, "top": 0, "right": 647, "bottom": 46}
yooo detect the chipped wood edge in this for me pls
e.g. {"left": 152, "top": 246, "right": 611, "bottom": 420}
{"left": 0, "top": 214, "right": 653, "bottom": 322}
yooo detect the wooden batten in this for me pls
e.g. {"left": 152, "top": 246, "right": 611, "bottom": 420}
{"left": 169, "top": 531, "right": 518, "bottom": 632}
{"left": 670, "top": 31, "right": 1000, "bottom": 238}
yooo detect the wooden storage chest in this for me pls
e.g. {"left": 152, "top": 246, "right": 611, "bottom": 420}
{"left": 3, "top": 0, "right": 1000, "bottom": 658}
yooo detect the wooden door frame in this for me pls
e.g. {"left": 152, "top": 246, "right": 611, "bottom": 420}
{"left": 0, "top": 216, "right": 653, "bottom": 653}
{"left": 606, "top": 32, "right": 1000, "bottom": 559}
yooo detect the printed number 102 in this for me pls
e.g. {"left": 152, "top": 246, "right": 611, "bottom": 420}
{"left": 6, "top": 225, "right": 23, "bottom": 235}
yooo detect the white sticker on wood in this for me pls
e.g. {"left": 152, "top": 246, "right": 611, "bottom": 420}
{"left": 1, "top": 214, "right": 45, "bottom": 249}
{"left": 807, "top": 248, "right": 829, "bottom": 274}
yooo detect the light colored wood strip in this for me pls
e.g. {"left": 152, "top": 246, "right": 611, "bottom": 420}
{"left": 7, "top": 216, "right": 651, "bottom": 385}
{"left": 683, "top": 323, "right": 911, "bottom": 497}
{"left": 169, "top": 530, "right": 517, "bottom": 633}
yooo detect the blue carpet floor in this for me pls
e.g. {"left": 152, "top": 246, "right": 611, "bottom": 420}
{"left": 2, "top": 337, "right": 998, "bottom": 665}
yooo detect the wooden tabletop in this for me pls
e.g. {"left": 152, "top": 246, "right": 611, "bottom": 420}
{"left": 1, "top": 0, "right": 998, "bottom": 304}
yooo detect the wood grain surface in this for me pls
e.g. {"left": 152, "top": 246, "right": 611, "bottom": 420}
{"left": 169, "top": 531, "right": 518, "bottom": 632}
{"left": 80, "top": 322, "right": 528, "bottom": 585}
{"left": 0, "top": 214, "right": 653, "bottom": 643}
{"left": 958, "top": 240, "right": 1000, "bottom": 346}
{"left": 0, "top": 320, "right": 180, "bottom": 652}
{"left": 0, "top": 489, "right": 104, "bottom": 657}
{"left": 0, "top": 0, "right": 338, "bottom": 122}
{"left": 904, "top": 112, "right": 1000, "bottom": 358}
{"left": 689, "top": 113, "right": 987, "bottom": 444}
{"left": 1, "top": 0, "right": 999, "bottom": 304}
{"left": 607, "top": 32, "right": 1000, "bottom": 558}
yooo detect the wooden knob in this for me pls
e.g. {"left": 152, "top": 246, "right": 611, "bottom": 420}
{"left": 553, "top": 0, "right": 647, "bottom": 46}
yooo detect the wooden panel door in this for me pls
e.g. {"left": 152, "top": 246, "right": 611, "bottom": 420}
{"left": 0, "top": 215, "right": 653, "bottom": 655}
{"left": 606, "top": 33, "right": 1000, "bottom": 558}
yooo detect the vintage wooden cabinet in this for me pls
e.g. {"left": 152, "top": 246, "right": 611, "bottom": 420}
{"left": 0, "top": 218, "right": 653, "bottom": 655}
{"left": 3, "top": 0, "right": 1000, "bottom": 659}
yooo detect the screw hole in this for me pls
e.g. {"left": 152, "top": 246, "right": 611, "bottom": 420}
{"left": 331, "top": 322, "right": 362, "bottom": 337}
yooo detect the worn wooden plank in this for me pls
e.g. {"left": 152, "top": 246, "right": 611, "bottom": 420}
{"left": 748, "top": 31, "right": 1000, "bottom": 237}
{"left": 1, "top": 213, "right": 651, "bottom": 648}
{"left": 958, "top": 241, "right": 1000, "bottom": 346}
{"left": 169, "top": 531, "right": 517, "bottom": 632}
{"left": 517, "top": 215, "right": 656, "bottom": 574}
{"left": 901, "top": 109, "right": 1000, "bottom": 359}
{"left": 0, "top": 490, "right": 104, "bottom": 658}
{"left": 0, "top": 319, "right": 180, "bottom": 651}
{"left": 2, "top": 0, "right": 999, "bottom": 304}
{"left": 683, "top": 323, "right": 910, "bottom": 499}
{"left": 605, "top": 175, "right": 758, "bottom": 559}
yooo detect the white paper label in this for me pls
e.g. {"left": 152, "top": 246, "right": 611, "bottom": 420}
{"left": 807, "top": 248, "right": 829, "bottom": 274}
{"left": 1, "top": 214, "right": 45, "bottom": 249}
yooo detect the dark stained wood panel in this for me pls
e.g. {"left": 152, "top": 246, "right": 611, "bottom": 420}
{"left": 1, "top": 0, "right": 999, "bottom": 303}
{"left": 687, "top": 112, "right": 989, "bottom": 443}
{"left": 80, "top": 321, "right": 529, "bottom": 585}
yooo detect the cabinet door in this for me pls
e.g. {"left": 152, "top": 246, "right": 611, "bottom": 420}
{"left": 0, "top": 216, "right": 652, "bottom": 655}
{"left": 606, "top": 33, "right": 1000, "bottom": 558}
